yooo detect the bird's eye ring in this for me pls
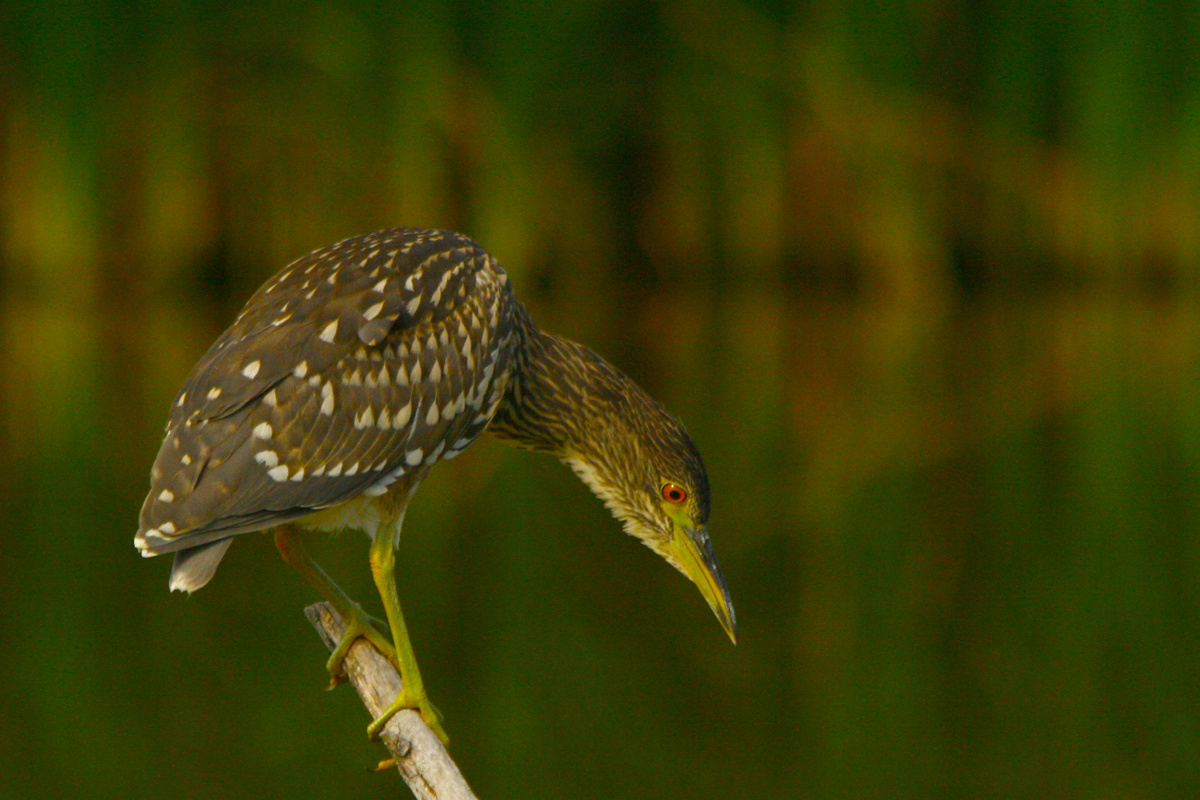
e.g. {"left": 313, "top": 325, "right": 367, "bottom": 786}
{"left": 661, "top": 483, "right": 688, "bottom": 504}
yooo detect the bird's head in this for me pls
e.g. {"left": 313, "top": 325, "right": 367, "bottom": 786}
{"left": 486, "top": 324, "right": 736, "bottom": 643}
{"left": 563, "top": 400, "right": 737, "bottom": 644}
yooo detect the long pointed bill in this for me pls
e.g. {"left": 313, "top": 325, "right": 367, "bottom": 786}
{"left": 669, "top": 525, "right": 737, "bottom": 644}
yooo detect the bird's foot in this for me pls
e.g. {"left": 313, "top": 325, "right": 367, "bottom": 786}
{"left": 326, "top": 604, "right": 395, "bottom": 687}
{"left": 367, "top": 690, "right": 449, "bottom": 745}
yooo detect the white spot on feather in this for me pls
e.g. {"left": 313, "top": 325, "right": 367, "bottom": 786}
{"left": 268, "top": 465, "right": 289, "bottom": 481}
{"left": 242, "top": 361, "right": 261, "bottom": 379}
{"left": 253, "top": 422, "right": 272, "bottom": 439}
{"left": 363, "top": 301, "right": 384, "bottom": 321}
{"left": 207, "top": 387, "right": 221, "bottom": 400}
{"left": 406, "top": 449, "right": 424, "bottom": 466}
{"left": 158, "top": 489, "right": 175, "bottom": 503}
{"left": 255, "top": 450, "right": 279, "bottom": 467}
{"left": 294, "top": 361, "right": 308, "bottom": 378}
{"left": 393, "top": 402, "right": 412, "bottom": 427}
{"left": 320, "top": 320, "right": 339, "bottom": 343}
{"left": 321, "top": 382, "right": 335, "bottom": 415}
{"left": 432, "top": 270, "right": 454, "bottom": 305}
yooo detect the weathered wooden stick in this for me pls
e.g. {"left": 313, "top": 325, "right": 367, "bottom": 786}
{"left": 304, "top": 602, "right": 479, "bottom": 800}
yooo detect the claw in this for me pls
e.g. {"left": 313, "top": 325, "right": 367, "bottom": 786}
{"left": 325, "top": 605, "right": 395, "bottom": 679}
{"left": 366, "top": 692, "right": 449, "bottom": 745}
{"left": 323, "top": 604, "right": 450, "bottom": 745}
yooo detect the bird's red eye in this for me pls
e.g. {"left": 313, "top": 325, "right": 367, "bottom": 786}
{"left": 662, "top": 483, "right": 688, "bottom": 504}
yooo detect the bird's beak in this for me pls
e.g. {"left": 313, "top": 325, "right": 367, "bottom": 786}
{"left": 669, "top": 525, "right": 737, "bottom": 644}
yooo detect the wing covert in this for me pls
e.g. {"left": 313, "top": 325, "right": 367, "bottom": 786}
{"left": 137, "top": 227, "right": 516, "bottom": 555}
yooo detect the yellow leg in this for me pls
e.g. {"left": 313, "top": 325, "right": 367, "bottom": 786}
{"left": 273, "top": 527, "right": 396, "bottom": 682}
{"left": 366, "top": 531, "right": 448, "bottom": 744}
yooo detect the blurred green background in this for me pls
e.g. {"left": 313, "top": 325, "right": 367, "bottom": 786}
{"left": 2, "top": 0, "right": 1199, "bottom": 797}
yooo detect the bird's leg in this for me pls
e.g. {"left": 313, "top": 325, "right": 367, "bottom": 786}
{"left": 273, "top": 527, "right": 397, "bottom": 684}
{"left": 366, "top": 530, "right": 449, "bottom": 744}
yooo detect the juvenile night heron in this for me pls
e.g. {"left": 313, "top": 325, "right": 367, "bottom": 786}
{"left": 136, "top": 228, "right": 734, "bottom": 742}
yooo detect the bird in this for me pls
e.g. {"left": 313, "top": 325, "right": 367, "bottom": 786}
{"left": 135, "top": 227, "right": 735, "bottom": 743}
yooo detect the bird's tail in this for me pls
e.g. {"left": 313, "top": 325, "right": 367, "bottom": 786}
{"left": 168, "top": 538, "right": 234, "bottom": 593}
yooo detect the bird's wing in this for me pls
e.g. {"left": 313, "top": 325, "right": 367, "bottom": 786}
{"left": 137, "top": 228, "right": 514, "bottom": 555}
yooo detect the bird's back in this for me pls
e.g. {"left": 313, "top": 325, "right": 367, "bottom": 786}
{"left": 136, "top": 228, "right": 518, "bottom": 570}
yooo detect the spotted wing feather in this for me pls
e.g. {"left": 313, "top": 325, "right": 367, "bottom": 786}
{"left": 137, "top": 228, "right": 515, "bottom": 566}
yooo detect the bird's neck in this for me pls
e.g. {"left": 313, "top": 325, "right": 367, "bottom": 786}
{"left": 489, "top": 302, "right": 695, "bottom": 542}
{"left": 489, "top": 303, "right": 656, "bottom": 472}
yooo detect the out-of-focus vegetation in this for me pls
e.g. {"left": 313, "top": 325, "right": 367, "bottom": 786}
{"left": 1, "top": 1, "right": 1198, "bottom": 798}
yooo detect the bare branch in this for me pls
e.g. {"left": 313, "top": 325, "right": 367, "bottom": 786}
{"left": 305, "top": 602, "right": 479, "bottom": 800}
